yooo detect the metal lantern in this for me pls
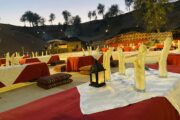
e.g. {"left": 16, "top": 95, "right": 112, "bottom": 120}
{"left": 89, "top": 60, "right": 106, "bottom": 87}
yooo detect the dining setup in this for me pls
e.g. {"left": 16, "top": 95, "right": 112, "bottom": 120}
{"left": 0, "top": 35, "right": 180, "bottom": 120}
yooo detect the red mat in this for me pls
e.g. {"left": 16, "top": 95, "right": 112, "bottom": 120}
{"left": 85, "top": 97, "right": 180, "bottom": 120}
{"left": 0, "top": 88, "right": 179, "bottom": 120}
{"left": 0, "top": 88, "right": 84, "bottom": 120}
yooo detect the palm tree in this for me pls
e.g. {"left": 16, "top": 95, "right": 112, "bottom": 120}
{"left": 88, "top": 11, "right": 92, "bottom": 21}
{"left": 73, "top": 15, "right": 81, "bottom": 25}
{"left": 39, "top": 17, "right": 46, "bottom": 26}
{"left": 49, "top": 13, "right": 55, "bottom": 25}
{"left": 97, "top": 3, "right": 105, "bottom": 19}
{"left": 125, "top": 0, "right": 133, "bottom": 11}
{"left": 23, "top": 11, "right": 34, "bottom": 27}
{"left": 20, "top": 14, "right": 27, "bottom": 26}
{"left": 108, "top": 4, "right": 119, "bottom": 17}
{"left": 92, "top": 10, "right": 97, "bottom": 20}
{"left": 62, "top": 10, "right": 71, "bottom": 25}
{"left": 32, "top": 13, "right": 41, "bottom": 26}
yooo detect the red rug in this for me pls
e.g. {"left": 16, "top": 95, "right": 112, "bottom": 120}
{"left": 0, "top": 88, "right": 83, "bottom": 120}
{"left": 85, "top": 97, "right": 180, "bottom": 120}
{"left": 0, "top": 87, "right": 179, "bottom": 120}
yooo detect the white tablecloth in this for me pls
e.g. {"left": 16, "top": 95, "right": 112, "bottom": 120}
{"left": 0, "top": 65, "right": 27, "bottom": 86}
{"left": 112, "top": 51, "right": 160, "bottom": 64}
{"left": 37, "top": 55, "right": 51, "bottom": 63}
{"left": 77, "top": 68, "right": 180, "bottom": 114}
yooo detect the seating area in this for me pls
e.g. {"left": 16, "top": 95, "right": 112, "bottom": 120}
{"left": 0, "top": 0, "right": 180, "bottom": 119}
{"left": 1, "top": 40, "right": 180, "bottom": 120}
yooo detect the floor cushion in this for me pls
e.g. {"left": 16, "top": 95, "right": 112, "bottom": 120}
{"left": 37, "top": 73, "right": 72, "bottom": 88}
{"left": 37, "top": 79, "right": 73, "bottom": 89}
{"left": 79, "top": 65, "right": 92, "bottom": 75}
{"left": 53, "top": 64, "right": 66, "bottom": 72}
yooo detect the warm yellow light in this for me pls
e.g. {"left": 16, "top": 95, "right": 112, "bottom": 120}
{"left": 98, "top": 71, "right": 104, "bottom": 84}
{"left": 92, "top": 71, "right": 104, "bottom": 84}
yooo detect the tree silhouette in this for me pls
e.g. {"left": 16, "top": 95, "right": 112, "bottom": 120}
{"left": 73, "top": 15, "right": 81, "bottom": 25}
{"left": 32, "top": 13, "right": 41, "bottom": 26}
{"left": 21, "top": 11, "right": 42, "bottom": 27}
{"left": 65, "top": 15, "right": 82, "bottom": 37}
{"left": 20, "top": 14, "right": 27, "bottom": 26}
{"left": 105, "top": 4, "right": 120, "bottom": 18}
{"left": 92, "top": 10, "right": 97, "bottom": 20}
{"left": 88, "top": 11, "right": 92, "bottom": 21}
{"left": 134, "top": 0, "right": 173, "bottom": 32}
{"left": 39, "top": 17, "right": 46, "bottom": 26}
{"left": 109, "top": 4, "right": 119, "bottom": 17}
{"left": 22, "top": 11, "right": 34, "bottom": 27}
{"left": 97, "top": 3, "right": 105, "bottom": 19}
{"left": 125, "top": 0, "right": 133, "bottom": 11}
{"left": 49, "top": 13, "right": 55, "bottom": 25}
{"left": 62, "top": 10, "right": 71, "bottom": 25}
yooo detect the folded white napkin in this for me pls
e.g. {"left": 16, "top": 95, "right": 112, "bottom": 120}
{"left": 42, "top": 51, "right": 44, "bottom": 56}
{"left": 82, "top": 48, "right": 85, "bottom": 56}
{"left": 177, "top": 40, "right": 180, "bottom": 52}
{"left": 10, "top": 53, "right": 15, "bottom": 66}
{"left": 159, "top": 37, "right": 172, "bottom": 77}
{"left": 103, "top": 50, "right": 112, "bottom": 81}
{"left": 5, "top": 52, "right": 10, "bottom": 66}
{"left": 90, "top": 46, "right": 92, "bottom": 55}
{"left": 35, "top": 52, "right": 38, "bottom": 57}
{"left": 118, "top": 48, "right": 125, "bottom": 75}
{"left": 32, "top": 52, "right": 35, "bottom": 58}
{"left": 46, "top": 51, "right": 48, "bottom": 56}
{"left": 87, "top": 46, "right": 90, "bottom": 55}
{"left": 134, "top": 44, "right": 147, "bottom": 91}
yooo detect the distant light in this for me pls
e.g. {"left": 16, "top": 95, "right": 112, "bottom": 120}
{"left": 105, "top": 29, "right": 109, "bottom": 33}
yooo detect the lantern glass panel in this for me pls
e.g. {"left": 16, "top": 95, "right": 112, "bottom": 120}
{"left": 92, "top": 73, "right": 96, "bottom": 83}
{"left": 98, "top": 71, "right": 104, "bottom": 84}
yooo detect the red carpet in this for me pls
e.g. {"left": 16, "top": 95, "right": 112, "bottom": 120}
{"left": 0, "top": 88, "right": 179, "bottom": 120}
{"left": 85, "top": 97, "right": 180, "bottom": 120}
{"left": 0, "top": 88, "right": 84, "bottom": 120}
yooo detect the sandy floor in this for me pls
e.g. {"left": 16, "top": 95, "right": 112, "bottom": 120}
{"left": 0, "top": 66, "right": 119, "bottom": 112}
